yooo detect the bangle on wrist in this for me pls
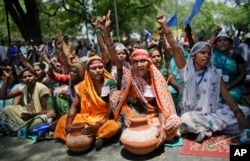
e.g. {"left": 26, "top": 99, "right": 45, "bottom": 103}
{"left": 236, "top": 112, "right": 244, "bottom": 120}
{"left": 107, "top": 45, "right": 115, "bottom": 49}
{"left": 96, "top": 29, "right": 102, "bottom": 34}
{"left": 233, "top": 109, "right": 244, "bottom": 119}
{"left": 160, "top": 37, "right": 165, "bottom": 40}
{"left": 164, "top": 30, "right": 172, "bottom": 34}
{"left": 104, "top": 37, "right": 113, "bottom": 44}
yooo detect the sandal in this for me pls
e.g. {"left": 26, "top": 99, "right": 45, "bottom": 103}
{"left": 45, "top": 131, "right": 54, "bottom": 140}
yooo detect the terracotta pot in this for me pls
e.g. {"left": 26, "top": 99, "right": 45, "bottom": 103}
{"left": 66, "top": 122, "right": 94, "bottom": 153}
{"left": 120, "top": 114, "right": 160, "bottom": 155}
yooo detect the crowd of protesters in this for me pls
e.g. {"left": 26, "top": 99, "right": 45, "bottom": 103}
{"left": 0, "top": 10, "right": 250, "bottom": 155}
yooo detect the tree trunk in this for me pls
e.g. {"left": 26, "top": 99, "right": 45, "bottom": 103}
{"left": 4, "top": 0, "right": 42, "bottom": 44}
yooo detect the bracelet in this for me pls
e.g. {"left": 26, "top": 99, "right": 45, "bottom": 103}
{"left": 233, "top": 109, "right": 242, "bottom": 114}
{"left": 164, "top": 30, "right": 172, "bottom": 35}
{"left": 107, "top": 45, "right": 115, "bottom": 49}
{"left": 233, "top": 109, "right": 245, "bottom": 119}
{"left": 104, "top": 37, "right": 113, "bottom": 44}
{"left": 163, "top": 29, "right": 173, "bottom": 38}
{"left": 159, "top": 37, "right": 165, "bottom": 41}
{"left": 96, "top": 29, "right": 102, "bottom": 34}
{"left": 236, "top": 112, "right": 244, "bottom": 120}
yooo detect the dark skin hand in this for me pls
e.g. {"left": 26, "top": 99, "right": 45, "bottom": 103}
{"left": 90, "top": 16, "right": 99, "bottom": 29}
{"left": 184, "top": 24, "right": 191, "bottom": 34}
{"left": 156, "top": 112, "right": 167, "bottom": 147}
{"left": 156, "top": 127, "right": 167, "bottom": 147}
{"left": 81, "top": 123, "right": 99, "bottom": 137}
{"left": 21, "top": 112, "right": 34, "bottom": 121}
{"left": 214, "top": 26, "right": 222, "bottom": 36}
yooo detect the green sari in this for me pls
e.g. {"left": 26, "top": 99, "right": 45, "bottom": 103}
{"left": 213, "top": 50, "right": 242, "bottom": 103}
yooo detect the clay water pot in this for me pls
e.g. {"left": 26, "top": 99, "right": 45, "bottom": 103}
{"left": 66, "top": 122, "right": 94, "bottom": 153}
{"left": 120, "top": 114, "right": 160, "bottom": 155}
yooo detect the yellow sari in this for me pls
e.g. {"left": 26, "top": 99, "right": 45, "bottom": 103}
{"left": 54, "top": 56, "right": 120, "bottom": 141}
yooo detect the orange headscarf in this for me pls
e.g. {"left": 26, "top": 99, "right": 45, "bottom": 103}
{"left": 75, "top": 56, "right": 114, "bottom": 124}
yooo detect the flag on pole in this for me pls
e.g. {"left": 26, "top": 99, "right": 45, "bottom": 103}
{"left": 166, "top": 13, "right": 178, "bottom": 27}
{"left": 143, "top": 29, "right": 152, "bottom": 43}
{"left": 183, "top": 0, "right": 204, "bottom": 25}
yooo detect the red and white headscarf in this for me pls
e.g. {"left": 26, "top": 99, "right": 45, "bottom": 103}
{"left": 130, "top": 49, "right": 152, "bottom": 65}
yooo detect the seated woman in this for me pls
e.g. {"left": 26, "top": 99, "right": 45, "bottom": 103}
{"left": 148, "top": 41, "right": 181, "bottom": 110}
{"left": 157, "top": 14, "right": 250, "bottom": 143}
{"left": 41, "top": 53, "right": 86, "bottom": 129}
{"left": 54, "top": 56, "right": 120, "bottom": 151}
{"left": 16, "top": 50, "right": 54, "bottom": 90}
{"left": 0, "top": 68, "right": 51, "bottom": 135}
{"left": 100, "top": 10, "right": 182, "bottom": 147}
{"left": 213, "top": 31, "right": 246, "bottom": 104}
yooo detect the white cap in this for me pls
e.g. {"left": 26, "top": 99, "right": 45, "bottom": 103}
{"left": 215, "top": 31, "right": 232, "bottom": 43}
{"left": 115, "top": 43, "right": 127, "bottom": 51}
{"left": 245, "top": 33, "right": 250, "bottom": 39}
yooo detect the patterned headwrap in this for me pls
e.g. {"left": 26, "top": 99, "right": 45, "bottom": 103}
{"left": 130, "top": 49, "right": 152, "bottom": 65}
{"left": 86, "top": 55, "right": 104, "bottom": 69}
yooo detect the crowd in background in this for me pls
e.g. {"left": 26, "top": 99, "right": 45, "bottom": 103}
{"left": 0, "top": 11, "right": 250, "bottom": 152}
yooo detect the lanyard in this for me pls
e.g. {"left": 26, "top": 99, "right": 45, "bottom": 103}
{"left": 197, "top": 69, "right": 206, "bottom": 86}
{"left": 219, "top": 54, "right": 228, "bottom": 69}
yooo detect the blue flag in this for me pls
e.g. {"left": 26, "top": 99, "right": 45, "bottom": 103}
{"left": 167, "top": 13, "right": 177, "bottom": 27}
{"left": 184, "top": 0, "right": 204, "bottom": 25}
{"left": 143, "top": 29, "right": 152, "bottom": 43}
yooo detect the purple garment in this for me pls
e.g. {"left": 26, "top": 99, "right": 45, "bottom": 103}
{"left": 7, "top": 46, "right": 18, "bottom": 66}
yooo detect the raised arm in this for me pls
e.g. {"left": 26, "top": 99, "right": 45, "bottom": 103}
{"left": 16, "top": 52, "right": 33, "bottom": 69}
{"left": 158, "top": 26, "right": 172, "bottom": 63}
{"left": 0, "top": 67, "right": 22, "bottom": 99}
{"left": 156, "top": 14, "right": 186, "bottom": 69}
{"left": 100, "top": 10, "right": 122, "bottom": 69}
{"left": 184, "top": 24, "right": 195, "bottom": 49}
{"left": 91, "top": 17, "right": 111, "bottom": 65}
{"left": 209, "top": 27, "right": 222, "bottom": 45}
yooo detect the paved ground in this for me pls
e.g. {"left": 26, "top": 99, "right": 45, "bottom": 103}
{"left": 0, "top": 135, "right": 229, "bottom": 161}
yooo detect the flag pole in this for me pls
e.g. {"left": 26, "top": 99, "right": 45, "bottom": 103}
{"left": 114, "top": 0, "right": 120, "bottom": 42}
{"left": 176, "top": 0, "right": 179, "bottom": 41}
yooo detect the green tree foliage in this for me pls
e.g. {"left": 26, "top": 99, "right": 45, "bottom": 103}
{"left": 3, "top": 0, "right": 42, "bottom": 44}
{"left": 92, "top": 0, "right": 158, "bottom": 40}
{"left": 2, "top": 0, "right": 250, "bottom": 44}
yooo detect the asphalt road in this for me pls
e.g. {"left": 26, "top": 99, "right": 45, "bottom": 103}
{"left": 0, "top": 136, "right": 229, "bottom": 161}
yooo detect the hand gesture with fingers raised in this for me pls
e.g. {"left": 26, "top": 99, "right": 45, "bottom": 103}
{"left": 156, "top": 14, "right": 166, "bottom": 25}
